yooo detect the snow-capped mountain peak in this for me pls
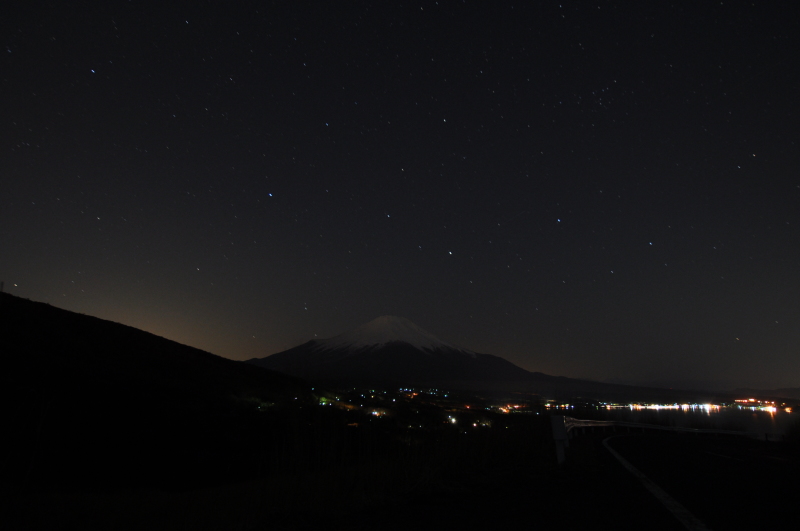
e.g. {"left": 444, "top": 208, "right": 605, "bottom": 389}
{"left": 313, "top": 315, "right": 462, "bottom": 352}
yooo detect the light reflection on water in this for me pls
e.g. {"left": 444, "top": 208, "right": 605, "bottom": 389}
{"left": 572, "top": 405, "right": 798, "bottom": 438}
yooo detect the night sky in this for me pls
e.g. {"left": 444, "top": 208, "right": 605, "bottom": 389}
{"left": 3, "top": 1, "right": 798, "bottom": 391}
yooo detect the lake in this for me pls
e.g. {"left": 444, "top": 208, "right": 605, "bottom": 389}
{"left": 565, "top": 404, "right": 799, "bottom": 440}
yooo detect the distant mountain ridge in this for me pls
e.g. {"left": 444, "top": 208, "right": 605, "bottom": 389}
{"left": 246, "top": 316, "right": 720, "bottom": 402}
{"left": 731, "top": 387, "right": 800, "bottom": 400}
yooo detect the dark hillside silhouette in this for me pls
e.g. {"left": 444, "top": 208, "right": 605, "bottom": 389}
{"left": 0, "top": 292, "right": 310, "bottom": 490}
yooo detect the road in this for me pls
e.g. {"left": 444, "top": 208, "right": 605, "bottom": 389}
{"left": 605, "top": 433, "right": 800, "bottom": 530}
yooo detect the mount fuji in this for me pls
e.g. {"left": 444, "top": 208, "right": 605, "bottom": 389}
{"left": 245, "top": 316, "right": 532, "bottom": 388}
{"left": 246, "top": 316, "right": 720, "bottom": 401}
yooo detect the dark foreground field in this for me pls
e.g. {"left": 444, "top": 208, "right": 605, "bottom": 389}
{"left": 5, "top": 430, "right": 798, "bottom": 530}
{"left": 606, "top": 433, "right": 800, "bottom": 530}
{"left": 0, "top": 430, "right": 667, "bottom": 530}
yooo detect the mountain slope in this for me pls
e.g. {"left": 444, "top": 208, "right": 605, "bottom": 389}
{"left": 0, "top": 292, "right": 309, "bottom": 489}
{"left": 316, "top": 315, "right": 460, "bottom": 351}
{"left": 1, "top": 292, "right": 307, "bottom": 401}
{"left": 247, "top": 315, "right": 533, "bottom": 386}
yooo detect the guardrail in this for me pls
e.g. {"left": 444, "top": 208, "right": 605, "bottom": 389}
{"left": 551, "top": 415, "right": 749, "bottom": 465}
